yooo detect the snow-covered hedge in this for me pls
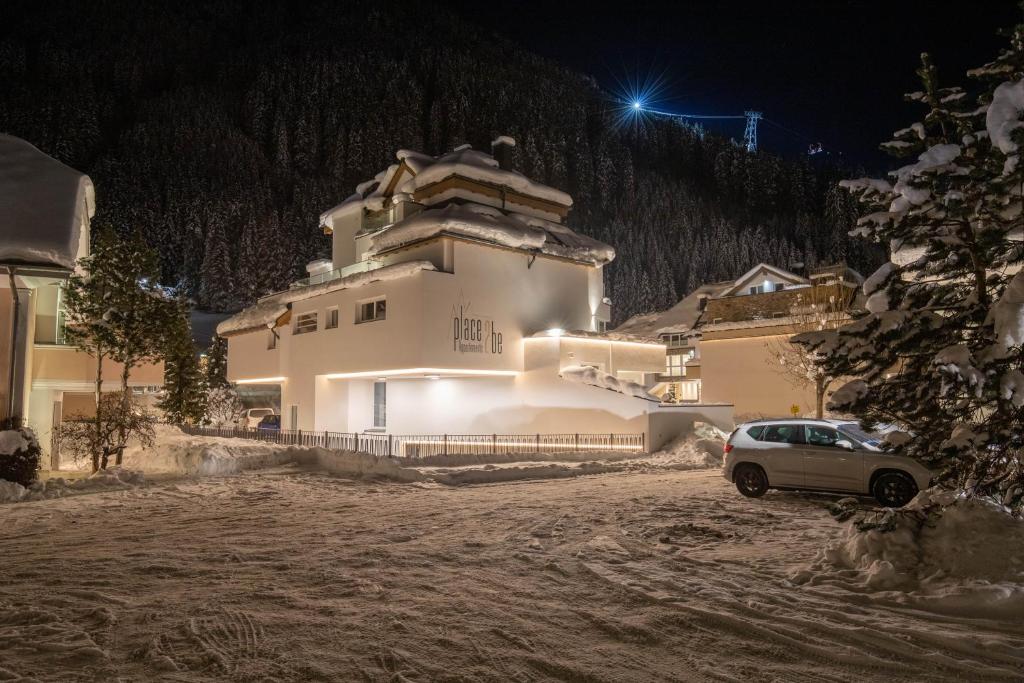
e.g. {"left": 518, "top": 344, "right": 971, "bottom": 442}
{"left": 0, "top": 421, "right": 41, "bottom": 487}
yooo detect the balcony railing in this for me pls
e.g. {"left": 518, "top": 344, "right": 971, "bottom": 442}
{"left": 179, "top": 425, "right": 647, "bottom": 457}
{"left": 290, "top": 260, "right": 384, "bottom": 289}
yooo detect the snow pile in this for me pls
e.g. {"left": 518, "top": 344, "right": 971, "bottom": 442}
{"left": 645, "top": 422, "right": 728, "bottom": 470}
{"left": 366, "top": 203, "right": 614, "bottom": 266}
{"left": 217, "top": 260, "right": 436, "bottom": 335}
{"left": 793, "top": 488, "right": 1024, "bottom": 617}
{"left": 120, "top": 424, "right": 294, "bottom": 475}
{"left": 431, "top": 461, "right": 622, "bottom": 486}
{"left": 0, "top": 467, "right": 145, "bottom": 504}
{"left": 560, "top": 364, "right": 656, "bottom": 400}
{"left": 296, "top": 448, "right": 425, "bottom": 483}
{"left": 0, "top": 429, "right": 30, "bottom": 455}
{"left": 0, "top": 134, "right": 95, "bottom": 270}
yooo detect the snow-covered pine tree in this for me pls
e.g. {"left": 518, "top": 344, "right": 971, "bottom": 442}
{"left": 103, "top": 231, "right": 178, "bottom": 464}
{"left": 62, "top": 229, "right": 122, "bottom": 471}
{"left": 795, "top": 38, "right": 1024, "bottom": 510}
{"left": 157, "top": 302, "right": 208, "bottom": 425}
{"left": 205, "top": 335, "right": 230, "bottom": 391}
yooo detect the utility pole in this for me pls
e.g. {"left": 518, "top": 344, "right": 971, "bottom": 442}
{"left": 743, "top": 111, "right": 763, "bottom": 153}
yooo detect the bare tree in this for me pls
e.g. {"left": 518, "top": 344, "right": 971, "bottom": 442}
{"left": 57, "top": 393, "right": 155, "bottom": 471}
{"left": 765, "top": 283, "right": 853, "bottom": 419}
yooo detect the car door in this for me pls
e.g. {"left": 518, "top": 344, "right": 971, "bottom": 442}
{"left": 802, "top": 425, "right": 864, "bottom": 492}
{"left": 757, "top": 423, "right": 805, "bottom": 487}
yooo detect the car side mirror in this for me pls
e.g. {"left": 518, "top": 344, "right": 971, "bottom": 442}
{"left": 835, "top": 440, "right": 855, "bottom": 451}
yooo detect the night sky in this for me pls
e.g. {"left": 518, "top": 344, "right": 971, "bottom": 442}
{"left": 447, "top": 0, "right": 1020, "bottom": 170}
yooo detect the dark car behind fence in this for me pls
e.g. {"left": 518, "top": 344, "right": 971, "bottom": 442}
{"left": 179, "top": 425, "right": 646, "bottom": 458}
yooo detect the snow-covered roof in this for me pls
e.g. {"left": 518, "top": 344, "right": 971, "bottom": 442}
{"left": 717, "top": 263, "right": 809, "bottom": 297}
{"left": 0, "top": 135, "right": 95, "bottom": 270}
{"left": 560, "top": 365, "right": 657, "bottom": 401}
{"left": 530, "top": 329, "right": 662, "bottom": 344}
{"left": 615, "top": 281, "right": 733, "bottom": 337}
{"left": 366, "top": 203, "right": 614, "bottom": 266}
{"left": 319, "top": 141, "right": 572, "bottom": 230}
{"left": 217, "top": 261, "right": 436, "bottom": 336}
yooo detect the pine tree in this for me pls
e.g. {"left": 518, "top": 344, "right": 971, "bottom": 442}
{"left": 795, "top": 34, "right": 1024, "bottom": 510}
{"left": 205, "top": 335, "right": 230, "bottom": 391}
{"left": 158, "top": 303, "right": 208, "bottom": 425}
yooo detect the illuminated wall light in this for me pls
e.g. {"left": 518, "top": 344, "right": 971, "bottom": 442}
{"left": 323, "top": 368, "right": 519, "bottom": 380}
{"left": 524, "top": 335, "right": 663, "bottom": 349}
{"left": 546, "top": 328, "right": 565, "bottom": 337}
{"left": 235, "top": 376, "right": 287, "bottom": 384}
{"left": 426, "top": 375, "right": 440, "bottom": 381}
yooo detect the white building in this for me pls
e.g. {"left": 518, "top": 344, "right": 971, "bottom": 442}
{"left": 218, "top": 138, "right": 732, "bottom": 450}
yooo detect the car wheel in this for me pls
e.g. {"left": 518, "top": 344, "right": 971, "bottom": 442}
{"left": 873, "top": 471, "right": 918, "bottom": 508}
{"left": 734, "top": 464, "right": 769, "bottom": 498}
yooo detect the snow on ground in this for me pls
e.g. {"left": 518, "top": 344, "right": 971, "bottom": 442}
{"left": 2, "top": 466, "right": 1022, "bottom": 681}
{"left": 0, "top": 467, "right": 144, "bottom": 504}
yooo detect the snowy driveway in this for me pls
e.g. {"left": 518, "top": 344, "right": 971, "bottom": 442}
{"left": 1, "top": 468, "right": 1021, "bottom": 681}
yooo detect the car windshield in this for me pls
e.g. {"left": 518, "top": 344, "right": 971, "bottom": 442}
{"left": 836, "top": 423, "right": 882, "bottom": 448}
{"left": 250, "top": 409, "right": 273, "bottom": 417}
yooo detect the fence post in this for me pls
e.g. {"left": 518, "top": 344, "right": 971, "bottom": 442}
{"left": 610, "top": 433, "right": 615, "bottom": 450}
{"left": 388, "top": 435, "right": 393, "bottom": 457}
{"left": 536, "top": 433, "right": 540, "bottom": 454}
{"left": 574, "top": 433, "right": 579, "bottom": 451}
{"left": 492, "top": 433, "right": 496, "bottom": 454}
{"left": 444, "top": 434, "right": 448, "bottom": 456}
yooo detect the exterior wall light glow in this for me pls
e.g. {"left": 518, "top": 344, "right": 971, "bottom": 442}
{"left": 323, "top": 368, "right": 519, "bottom": 380}
{"left": 426, "top": 375, "right": 440, "bottom": 380}
{"left": 546, "top": 328, "right": 565, "bottom": 337}
{"left": 235, "top": 376, "right": 287, "bottom": 384}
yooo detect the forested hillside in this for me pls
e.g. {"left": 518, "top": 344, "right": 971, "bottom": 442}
{"left": 0, "top": 0, "right": 875, "bottom": 324}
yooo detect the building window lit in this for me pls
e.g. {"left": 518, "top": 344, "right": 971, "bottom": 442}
{"left": 326, "top": 307, "right": 339, "bottom": 329}
{"left": 666, "top": 354, "right": 684, "bottom": 377}
{"left": 294, "top": 311, "right": 318, "bottom": 335}
{"left": 373, "top": 380, "right": 386, "bottom": 429}
{"left": 358, "top": 298, "right": 386, "bottom": 323}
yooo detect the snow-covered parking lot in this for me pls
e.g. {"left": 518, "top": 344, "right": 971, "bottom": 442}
{"left": 2, "top": 464, "right": 1023, "bottom": 681}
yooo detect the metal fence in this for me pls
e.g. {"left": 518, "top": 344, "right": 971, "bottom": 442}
{"left": 178, "top": 425, "right": 646, "bottom": 458}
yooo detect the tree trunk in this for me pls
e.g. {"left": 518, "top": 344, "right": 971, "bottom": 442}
{"left": 815, "top": 376, "right": 826, "bottom": 420}
{"left": 116, "top": 360, "right": 132, "bottom": 465}
{"left": 93, "top": 344, "right": 103, "bottom": 472}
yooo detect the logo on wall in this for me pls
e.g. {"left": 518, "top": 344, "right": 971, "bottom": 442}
{"left": 452, "top": 293, "right": 503, "bottom": 354}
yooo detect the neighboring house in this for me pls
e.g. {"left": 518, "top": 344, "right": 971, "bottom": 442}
{"left": 218, "top": 137, "right": 732, "bottom": 450}
{"left": 619, "top": 262, "right": 862, "bottom": 418}
{"left": 0, "top": 135, "right": 163, "bottom": 468}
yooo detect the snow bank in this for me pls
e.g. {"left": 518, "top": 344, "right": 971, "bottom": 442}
{"left": 296, "top": 448, "right": 425, "bottom": 483}
{"left": 560, "top": 364, "right": 656, "bottom": 400}
{"left": 431, "top": 461, "right": 622, "bottom": 486}
{"left": 0, "top": 134, "right": 95, "bottom": 270}
{"left": 792, "top": 489, "right": 1024, "bottom": 617}
{"left": 0, "top": 467, "right": 144, "bottom": 504}
{"left": 646, "top": 423, "right": 728, "bottom": 470}
{"left": 120, "top": 424, "right": 294, "bottom": 475}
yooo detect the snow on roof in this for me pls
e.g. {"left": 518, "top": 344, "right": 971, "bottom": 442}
{"left": 319, "top": 141, "right": 573, "bottom": 230}
{"left": 530, "top": 329, "right": 661, "bottom": 344}
{"left": 217, "top": 261, "right": 436, "bottom": 336}
{"left": 615, "top": 281, "right": 733, "bottom": 337}
{"left": 0, "top": 135, "right": 95, "bottom": 270}
{"left": 560, "top": 364, "right": 657, "bottom": 401}
{"left": 366, "top": 203, "right": 615, "bottom": 266}
{"left": 718, "top": 263, "right": 809, "bottom": 297}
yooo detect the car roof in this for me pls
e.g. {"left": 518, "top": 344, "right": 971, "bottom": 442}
{"left": 738, "top": 418, "right": 855, "bottom": 427}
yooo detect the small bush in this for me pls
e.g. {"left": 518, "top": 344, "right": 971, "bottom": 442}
{"left": 0, "top": 418, "right": 42, "bottom": 487}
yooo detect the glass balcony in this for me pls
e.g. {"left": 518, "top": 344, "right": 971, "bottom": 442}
{"left": 290, "top": 260, "right": 384, "bottom": 289}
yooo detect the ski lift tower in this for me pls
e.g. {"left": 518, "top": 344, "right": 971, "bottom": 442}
{"left": 743, "top": 111, "right": 763, "bottom": 152}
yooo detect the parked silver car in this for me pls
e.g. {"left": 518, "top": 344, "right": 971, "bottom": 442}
{"left": 722, "top": 419, "right": 933, "bottom": 507}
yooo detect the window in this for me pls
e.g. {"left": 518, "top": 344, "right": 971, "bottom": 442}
{"left": 806, "top": 425, "right": 841, "bottom": 447}
{"left": 325, "top": 307, "right": 339, "bottom": 329}
{"left": 294, "top": 311, "right": 318, "bottom": 335}
{"left": 776, "top": 283, "right": 786, "bottom": 291}
{"left": 598, "top": 320, "right": 608, "bottom": 333}
{"left": 358, "top": 298, "right": 386, "bottom": 323}
{"left": 661, "top": 333, "right": 686, "bottom": 348}
{"left": 698, "top": 296, "right": 708, "bottom": 311}
{"left": 761, "top": 424, "right": 805, "bottom": 444}
{"left": 267, "top": 330, "right": 277, "bottom": 350}
{"left": 665, "top": 354, "right": 684, "bottom": 377}
{"left": 373, "top": 380, "right": 386, "bottom": 429}
{"left": 746, "top": 425, "right": 766, "bottom": 440}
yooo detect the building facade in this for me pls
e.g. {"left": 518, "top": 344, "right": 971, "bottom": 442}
{"left": 219, "top": 138, "right": 732, "bottom": 450}
{"left": 1, "top": 135, "right": 163, "bottom": 467}
{"left": 619, "top": 262, "right": 861, "bottom": 419}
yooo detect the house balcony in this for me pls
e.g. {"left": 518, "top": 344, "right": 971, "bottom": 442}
{"left": 290, "top": 259, "right": 384, "bottom": 289}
